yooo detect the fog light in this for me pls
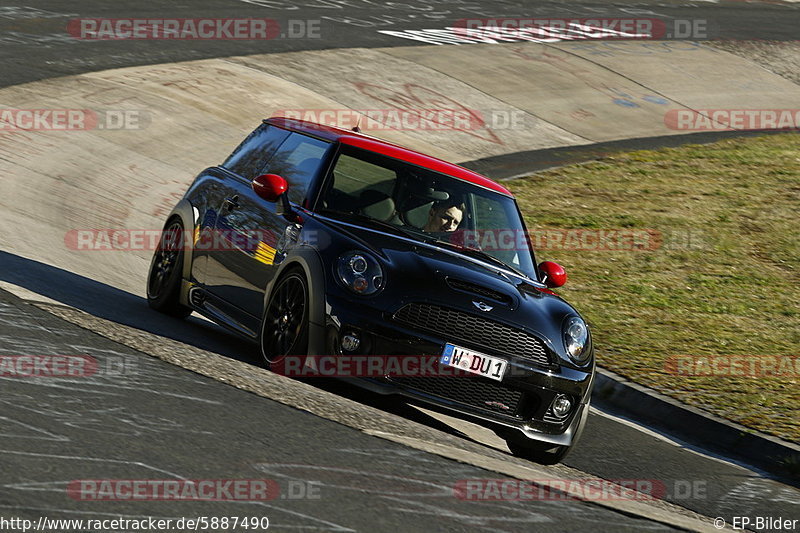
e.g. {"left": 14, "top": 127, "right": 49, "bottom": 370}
{"left": 341, "top": 333, "right": 360, "bottom": 352}
{"left": 551, "top": 395, "right": 572, "bottom": 418}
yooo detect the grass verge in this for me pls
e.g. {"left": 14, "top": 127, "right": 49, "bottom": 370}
{"left": 508, "top": 133, "right": 799, "bottom": 443}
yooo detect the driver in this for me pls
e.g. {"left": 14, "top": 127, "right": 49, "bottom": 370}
{"left": 423, "top": 200, "right": 465, "bottom": 233}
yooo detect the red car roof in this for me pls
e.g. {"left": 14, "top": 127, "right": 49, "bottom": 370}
{"left": 266, "top": 117, "right": 512, "bottom": 197}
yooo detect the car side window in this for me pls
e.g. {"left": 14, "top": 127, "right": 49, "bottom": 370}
{"left": 332, "top": 153, "right": 396, "bottom": 196}
{"left": 222, "top": 124, "right": 290, "bottom": 180}
{"left": 262, "top": 133, "right": 331, "bottom": 204}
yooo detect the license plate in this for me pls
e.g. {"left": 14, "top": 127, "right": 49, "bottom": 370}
{"left": 440, "top": 343, "right": 507, "bottom": 381}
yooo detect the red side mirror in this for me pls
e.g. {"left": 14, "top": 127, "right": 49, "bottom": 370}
{"left": 252, "top": 174, "right": 288, "bottom": 203}
{"left": 538, "top": 261, "right": 567, "bottom": 288}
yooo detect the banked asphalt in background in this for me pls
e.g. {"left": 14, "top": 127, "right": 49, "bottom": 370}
{"left": 2, "top": 40, "right": 800, "bottom": 301}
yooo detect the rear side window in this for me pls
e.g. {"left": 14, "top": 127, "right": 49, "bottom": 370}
{"left": 263, "top": 133, "right": 331, "bottom": 204}
{"left": 222, "top": 124, "right": 290, "bottom": 180}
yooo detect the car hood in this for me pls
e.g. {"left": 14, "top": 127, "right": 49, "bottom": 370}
{"left": 312, "top": 216, "right": 583, "bottom": 356}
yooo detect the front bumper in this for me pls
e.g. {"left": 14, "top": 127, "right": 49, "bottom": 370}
{"left": 320, "top": 293, "right": 595, "bottom": 446}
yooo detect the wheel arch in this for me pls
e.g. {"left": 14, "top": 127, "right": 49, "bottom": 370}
{"left": 262, "top": 247, "right": 327, "bottom": 355}
{"left": 160, "top": 199, "right": 198, "bottom": 282}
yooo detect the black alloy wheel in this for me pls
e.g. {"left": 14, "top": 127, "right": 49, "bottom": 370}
{"left": 261, "top": 271, "right": 309, "bottom": 364}
{"left": 147, "top": 219, "right": 191, "bottom": 318}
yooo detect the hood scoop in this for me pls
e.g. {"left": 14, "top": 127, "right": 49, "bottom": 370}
{"left": 446, "top": 277, "right": 512, "bottom": 305}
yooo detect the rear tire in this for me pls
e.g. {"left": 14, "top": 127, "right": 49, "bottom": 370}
{"left": 146, "top": 219, "right": 192, "bottom": 318}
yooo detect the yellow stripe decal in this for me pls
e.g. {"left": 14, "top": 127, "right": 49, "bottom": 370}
{"left": 255, "top": 242, "right": 276, "bottom": 265}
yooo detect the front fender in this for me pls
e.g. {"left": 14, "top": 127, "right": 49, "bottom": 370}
{"left": 262, "top": 245, "right": 327, "bottom": 355}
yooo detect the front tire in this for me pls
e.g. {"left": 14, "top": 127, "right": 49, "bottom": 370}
{"left": 147, "top": 219, "right": 192, "bottom": 318}
{"left": 260, "top": 270, "right": 309, "bottom": 365}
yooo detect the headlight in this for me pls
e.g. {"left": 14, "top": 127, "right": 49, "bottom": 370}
{"left": 337, "top": 251, "right": 384, "bottom": 295}
{"left": 563, "top": 316, "right": 590, "bottom": 365}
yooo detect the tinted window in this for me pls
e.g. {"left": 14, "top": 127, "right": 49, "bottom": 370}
{"left": 472, "top": 194, "right": 532, "bottom": 272}
{"left": 319, "top": 146, "right": 536, "bottom": 278}
{"left": 332, "top": 153, "right": 396, "bottom": 196}
{"left": 263, "top": 133, "right": 331, "bottom": 204}
{"left": 222, "top": 124, "right": 289, "bottom": 179}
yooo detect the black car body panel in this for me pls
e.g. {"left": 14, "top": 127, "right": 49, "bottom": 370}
{"left": 157, "top": 118, "right": 596, "bottom": 451}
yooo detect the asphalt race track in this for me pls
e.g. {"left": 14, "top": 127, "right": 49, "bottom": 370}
{"left": 1, "top": 0, "right": 799, "bottom": 531}
{"left": 2, "top": 0, "right": 800, "bottom": 89}
{"left": 1, "top": 288, "right": 688, "bottom": 533}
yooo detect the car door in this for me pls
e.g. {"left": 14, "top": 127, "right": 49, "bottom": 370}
{"left": 187, "top": 168, "right": 235, "bottom": 287}
{"left": 205, "top": 131, "right": 332, "bottom": 321}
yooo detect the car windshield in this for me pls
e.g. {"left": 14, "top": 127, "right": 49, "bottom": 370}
{"left": 317, "top": 145, "right": 537, "bottom": 278}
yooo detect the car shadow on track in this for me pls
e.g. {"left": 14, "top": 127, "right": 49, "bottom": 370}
{"left": 0, "top": 249, "right": 477, "bottom": 444}
{"left": 0, "top": 249, "right": 259, "bottom": 361}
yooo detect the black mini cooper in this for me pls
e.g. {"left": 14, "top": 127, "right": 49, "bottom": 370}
{"left": 147, "top": 117, "right": 595, "bottom": 464}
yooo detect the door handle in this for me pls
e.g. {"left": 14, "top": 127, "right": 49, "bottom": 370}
{"left": 223, "top": 195, "right": 240, "bottom": 211}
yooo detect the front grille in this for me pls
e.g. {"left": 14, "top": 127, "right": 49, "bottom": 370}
{"left": 446, "top": 278, "right": 512, "bottom": 304}
{"left": 393, "top": 303, "right": 551, "bottom": 367}
{"left": 390, "top": 376, "right": 523, "bottom": 417}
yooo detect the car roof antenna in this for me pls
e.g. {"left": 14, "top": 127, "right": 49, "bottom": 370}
{"left": 352, "top": 115, "right": 362, "bottom": 133}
